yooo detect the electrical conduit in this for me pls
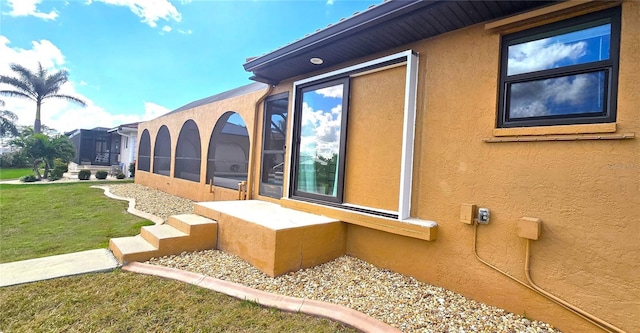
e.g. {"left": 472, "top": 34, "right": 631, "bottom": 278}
{"left": 473, "top": 222, "right": 627, "bottom": 333}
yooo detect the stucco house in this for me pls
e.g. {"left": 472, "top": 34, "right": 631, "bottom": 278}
{"left": 112, "top": 1, "right": 638, "bottom": 332}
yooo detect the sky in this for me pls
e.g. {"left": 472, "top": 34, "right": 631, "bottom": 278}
{"left": 0, "top": 0, "right": 380, "bottom": 134}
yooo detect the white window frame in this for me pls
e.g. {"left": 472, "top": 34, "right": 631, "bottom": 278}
{"left": 287, "top": 50, "right": 419, "bottom": 220}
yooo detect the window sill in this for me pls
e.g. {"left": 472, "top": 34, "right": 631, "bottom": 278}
{"left": 493, "top": 123, "right": 617, "bottom": 137}
{"left": 280, "top": 198, "right": 437, "bottom": 241}
{"left": 484, "top": 132, "right": 634, "bottom": 143}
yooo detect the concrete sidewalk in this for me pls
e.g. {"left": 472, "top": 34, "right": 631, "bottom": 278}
{"left": 0, "top": 249, "right": 119, "bottom": 287}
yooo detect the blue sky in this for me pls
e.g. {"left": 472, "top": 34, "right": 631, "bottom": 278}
{"left": 0, "top": 0, "right": 380, "bottom": 133}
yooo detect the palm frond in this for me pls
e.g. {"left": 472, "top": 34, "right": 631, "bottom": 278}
{"left": 0, "top": 90, "right": 35, "bottom": 101}
{"left": 0, "top": 76, "right": 37, "bottom": 99}
{"left": 44, "top": 93, "right": 87, "bottom": 107}
{"left": 0, "top": 110, "right": 19, "bottom": 121}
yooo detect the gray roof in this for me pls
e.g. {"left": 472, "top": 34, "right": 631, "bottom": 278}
{"left": 243, "top": 0, "right": 556, "bottom": 84}
{"left": 161, "top": 82, "right": 267, "bottom": 118}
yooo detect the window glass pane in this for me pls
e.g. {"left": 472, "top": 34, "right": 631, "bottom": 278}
{"left": 508, "top": 23, "right": 610, "bottom": 76}
{"left": 260, "top": 97, "right": 288, "bottom": 198}
{"left": 508, "top": 71, "right": 606, "bottom": 119}
{"left": 297, "top": 84, "right": 343, "bottom": 197}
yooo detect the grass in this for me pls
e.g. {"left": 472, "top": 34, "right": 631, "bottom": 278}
{"left": 0, "top": 167, "right": 33, "bottom": 180}
{"left": 0, "top": 182, "right": 153, "bottom": 263}
{"left": 0, "top": 270, "right": 357, "bottom": 333}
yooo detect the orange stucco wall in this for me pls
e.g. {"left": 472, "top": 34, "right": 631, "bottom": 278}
{"left": 135, "top": 2, "right": 638, "bottom": 332}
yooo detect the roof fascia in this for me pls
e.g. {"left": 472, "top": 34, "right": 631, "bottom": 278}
{"left": 243, "top": 0, "right": 435, "bottom": 72}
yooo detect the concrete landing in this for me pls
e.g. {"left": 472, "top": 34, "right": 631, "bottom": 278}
{"left": 194, "top": 200, "right": 346, "bottom": 277}
{"left": 0, "top": 249, "right": 119, "bottom": 287}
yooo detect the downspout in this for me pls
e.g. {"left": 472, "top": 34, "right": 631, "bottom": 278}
{"left": 246, "top": 84, "right": 274, "bottom": 200}
{"left": 473, "top": 223, "right": 627, "bottom": 333}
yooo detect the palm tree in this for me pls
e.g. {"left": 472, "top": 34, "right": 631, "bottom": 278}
{"left": 0, "top": 62, "right": 86, "bottom": 134}
{"left": 0, "top": 99, "right": 19, "bottom": 139}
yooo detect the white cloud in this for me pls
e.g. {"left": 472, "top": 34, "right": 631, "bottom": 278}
{"left": 142, "top": 102, "right": 170, "bottom": 120}
{"left": 0, "top": 37, "right": 162, "bottom": 133}
{"left": 5, "top": 0, "right": 58, "bottom": 20}
{"left": 510, "top": 74, "right": 598, "bottom": 118}
{"left": 162, "top": 25, "right": 172, "bottom": 32}
{"left": 178, "top": 29, "right": 192, "bottom": 35}
{"left": 299, "top": 102, "right": 341, "bottom": 160}
{"left": 508, "top": 38, "right": 587, "bottom": 76}
{"left": 89, "top": 0, "right": 182, "bottom": 28}
{"left": 315, "top": 85, "right": 343, "bottom": 98}
{"left": 326, "top": 0, "right": 335, "bottom": 5}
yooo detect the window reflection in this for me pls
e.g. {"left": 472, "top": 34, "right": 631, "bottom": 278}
{"left": 508, "top": 23, "right": 611, "bottom": 76}
{"left": 296, "top": 83, "right": 343, "bottom": 197}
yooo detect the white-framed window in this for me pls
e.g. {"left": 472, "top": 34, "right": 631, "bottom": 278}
{"left": 288, "top": 50, "right": 419, "bottom": 220}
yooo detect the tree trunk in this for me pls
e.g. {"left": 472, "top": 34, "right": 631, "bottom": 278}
{"left": 34, "top": 101, "right": 42, "bottom": 134}
{"left": 33, "top": 159, "right": 42, "bottom": 180}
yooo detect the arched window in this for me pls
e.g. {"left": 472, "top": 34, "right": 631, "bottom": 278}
{"left": 153, "top": 125, "right": 172, "bottom": 176}
{"left": 206, "top": 112, "right": 250, "bottom": 189}
{"left": 137, "top": 129, "right": 151, "bottom": 172}
{"left": 175, "top": 120, "right": 201, "bottom": 182}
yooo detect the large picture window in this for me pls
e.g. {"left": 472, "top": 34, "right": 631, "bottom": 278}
{"left": 498, "top": 7, "right": 620, "bottom": 128}
{"left": 291, "top": 78, "right": 349, "bottom": 203}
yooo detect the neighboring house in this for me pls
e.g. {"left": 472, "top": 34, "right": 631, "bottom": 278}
{"left": 66, "top": 127, "right": 119, "bottom": 166}
{"left": 108, "top": 122, "right": 138, "bottom": 176}
{"left": 66, "top": 123, "right": 138, "bottom": 176}
{"left": 133, "top": 1, "right": 638, "bottom": 332}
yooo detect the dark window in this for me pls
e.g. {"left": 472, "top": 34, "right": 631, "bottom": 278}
{"left": 291, "top": 78, "right": 349, "bottom": 203}
{"left": 138, "top": 130, "right": 151, "bottom": 172}
{"left": 206, "top": 112, "right": 250, "bottom": 189}
{"left": 260, "top": 93, "right": 288, "bottom": 199}
{"left": 153, "top": 125, "right": 172, "bottom": 176}
{"left": 498, "top": 7, "right": 620, "bottom": 128}
{"left": 175, "top": 120, "right": 201, "bottom": 182}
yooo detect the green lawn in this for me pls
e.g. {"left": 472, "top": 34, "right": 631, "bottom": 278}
{"left": 0, "top": 270, "right": 357, "bottom": 333}
{"left": 0, "top": 182, "right": 153, "bottom": 263}
{"left": 0, "top": 167, "right": 33, "bottom": 180}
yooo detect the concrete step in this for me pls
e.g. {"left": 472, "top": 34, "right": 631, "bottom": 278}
{"left": 109, "top": 235, "right": 158, "bottom": 263}
{"left": 140, "top": 225, "right": 188, "bottom": 249}
{"left": 194, "top": 200, "right": 345, "bottom": 277}
{"left": 168, "top": 214, "right": 217, "bottom": 235}
{"left": 110, "top": 217, "right": 218, "bottom": 264}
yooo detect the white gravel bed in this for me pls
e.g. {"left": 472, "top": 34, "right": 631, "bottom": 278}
{"left": 107, "top": 183, "right": 194, "bottom": 221}
{"left": 148, "top": 251, "right": 560, "bottom": 333}
{"left": 108, "top": 183, "right": 560, "bottom": 332}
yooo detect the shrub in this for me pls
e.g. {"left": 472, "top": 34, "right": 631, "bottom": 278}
{"left": 49, "top": 158, "right": 68, "bottom": 180}
{"left": 0, "top": 150, "right": 30, "bottom": 168}
{"left": 116, "top": 172, "right": 126, "bottom": 179}
{"left": 95, "top": 170, "right": 108, "bottom": 180}
{"left": 129, "top": 162, "right": 136, "bottom": 178}
{"left": 78, "top": 169, "right": 91, "bottom": 180}
{"left": 20, "top": 175, "right": 38, "bottom": 182}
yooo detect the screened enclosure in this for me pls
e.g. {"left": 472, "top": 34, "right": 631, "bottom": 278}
{"left": 137, "top": 130, "right": 151, "bottom": 172}
{"left": 175, "top": 120, "right": 201, "bottom": 182}
{"left": 206, "top": 112, "right": 250, "bottom": 189}
{"left": 153, "top": 125, "right": 172, "bottom": 176}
